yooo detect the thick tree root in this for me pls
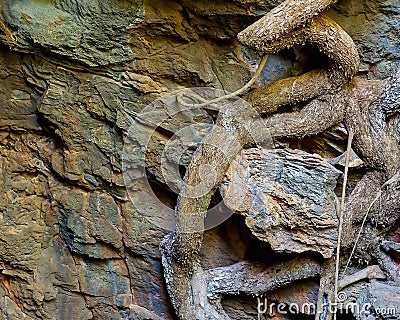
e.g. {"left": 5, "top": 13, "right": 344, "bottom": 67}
{"left": 338, "top": 265, "right": 386, "bottom": 291}
{"left": 207, "top": 258, "right": 321, "bottom": 299}
{"left": 168, "top": 0, "right": 359, "bottom": 267}
{"left": 342, "top": 72, "right": 400, "bottom": 266}
{"left": 159, "top": 1, "right": 400, "bottom": 319}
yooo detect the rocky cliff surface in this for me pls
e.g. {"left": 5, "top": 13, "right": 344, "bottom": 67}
{"left": 0, "top": 0, "right": 399, "bottom": 319}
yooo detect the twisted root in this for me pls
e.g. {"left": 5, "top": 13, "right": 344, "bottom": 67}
{"left": 160, "top": 1, "right": 361, "bottom": 319}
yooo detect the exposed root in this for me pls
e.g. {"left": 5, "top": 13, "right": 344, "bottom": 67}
{"left": 158, "top": 0, "right": 400, "bottom": 319}
{"left": 338, "top": 265, "right": 386, "bottom": 290}
{"left": 344, "top": 171, "right": 400, "bottom": 276}
{"left": 264, "top": 91, "right": 347, "bottom": 139}
{"left": 333, "top": 129, "right": 354, "bottom": 320}
{"left": 207, "top": 258, "right": 321, "bottom": 299}
{"left": 177, "top": 55, "right": 269, "bottom": 110}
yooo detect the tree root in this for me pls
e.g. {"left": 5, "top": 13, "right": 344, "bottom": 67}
{"left": 338, "top": 265, "right": 386, "bottom": 291}
{"left": 207, "top": 258, "right": 321, "bottom": 299}
{"left": 159, "top": 1, "right": 400, "bottom": 319}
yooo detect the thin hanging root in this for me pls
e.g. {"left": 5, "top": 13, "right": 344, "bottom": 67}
{"left": 333, "top": 129, "right": 353, "bottom": 320}
{"left": 343, "top": 170, "right": 400, "bottom": 276}
{"left": 177, "top": 55, "right": 269, "bottom": 109}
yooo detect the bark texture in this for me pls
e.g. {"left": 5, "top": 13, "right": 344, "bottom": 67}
{"left": 0, "top": 0, "right": 399, "bottom": 320}
{"left": 160, "top": 1, "right": 400, "bottom": 319}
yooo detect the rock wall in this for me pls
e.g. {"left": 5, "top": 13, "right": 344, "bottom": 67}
{"left": 0, "top": 0, "right": 398, "bottom": 319}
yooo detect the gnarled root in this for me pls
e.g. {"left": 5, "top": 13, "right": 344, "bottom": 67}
{"left": 160, "top": 1, "right": 361, "bottom": 319}
{"left": 342, "top": 72, "right": 400, "bottom": 268}
{"left": 243, "top": 13, "right": 360, "bottom": 114}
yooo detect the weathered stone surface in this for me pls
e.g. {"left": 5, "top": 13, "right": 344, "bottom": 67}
{"left": 222, "top": 148, "right": 341, "bottom": 258}
{"left": 125, "top": 304, "right": 164, "bottom": 320}
{"left": 1, "top": 0, "right": 139, "bottom": 67}
{"left": 327, "top": 0, "right": 400, "bottom": 79}
{"left": 355, "top": 281, "right": 400, "bottom": 320}
{"left": 0, "top": 0, "right": 398, "bottom": 319}
{"left": 0, "top": 133, "right": 93, "bottom": 319}
{"left": 0, "top": 50, "right": 41, "bottom": 131}
{"left": 179, "top": 0, "right": 282, "bottom": 40}
{"left": 52, "top": 188, "right": 124, "bottom": 259}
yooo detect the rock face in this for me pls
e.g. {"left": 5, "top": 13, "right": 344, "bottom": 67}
{"left": 221, "top": 148, "right": 341, "bottom": 258}
{"left": 0, "top": 0, "right": 398, "bottom": 319}
{"left": 355, "top": 281, "right": 400, "bottom": 320}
